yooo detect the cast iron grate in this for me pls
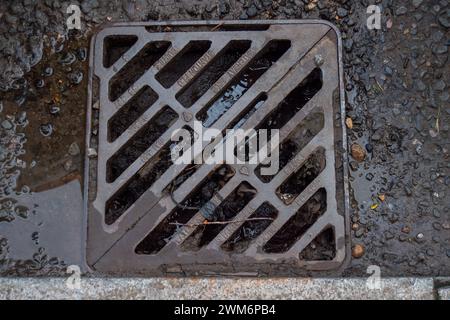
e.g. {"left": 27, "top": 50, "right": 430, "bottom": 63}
{"left": 85, "top": 20, "right": 349, "bottom": 275}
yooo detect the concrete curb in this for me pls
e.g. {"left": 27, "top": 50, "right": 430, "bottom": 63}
{"left": 437, "top": 287, "right": 450, "bottom": 300}
{"left": 0, "top": 277, "right": 436, "bottom": 300}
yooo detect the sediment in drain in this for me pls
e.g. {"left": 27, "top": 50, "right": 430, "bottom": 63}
{"left": 221, "top": 202, "right": 277, "bottom": 253}
{"left": 103, "top": 35, "right": 138, "bottom": 68}
{"left": 299, "top": 227, "right": 336, "bottom": 261}
{"left": 256, "top": 112, "right": 324, "bottom": 182}
{"left": 105, "top": 145, "right": 173, "bottom": 225}
{"left": 109, "top": 41, "right": 170, "bottom": 101}
{"left": 176, "top": 40, "right": 251, "bottom": 108}
{"left": 257, "top": 67, "right": 323, "bottom": 133}
{"left": 182, "top": 181, "right": 257, "bottom": 251}
{"left": 263, "top": 188, "right": 327, "bottom": 253}
{"left": 135, "top": 165, "right": 235, "bottom": 254}
{"left": 108, "top": 86, "right": 158, "bottom": 142}
{"left": 106, "top": 106, "right": 178, "bottom": 182}
{"left": 156, "top": 40, "right": 212, "bottom": 88}
{"left": 276, "top": 147, "right": 326, "bottom": 205}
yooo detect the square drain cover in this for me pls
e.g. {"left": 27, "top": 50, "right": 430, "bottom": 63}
{"left": 85, "top": 20, "right": 350, "bottom": 275}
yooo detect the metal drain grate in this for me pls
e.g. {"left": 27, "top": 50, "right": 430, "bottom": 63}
{"left": 85, "top": 20, "right": 350, "bottom": 275}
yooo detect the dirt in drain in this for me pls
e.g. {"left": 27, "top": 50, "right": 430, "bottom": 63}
{"left": 256, "top": 67, "right": 322, "bottom": 133}
{"left": 109, "top": 41, "right": 170, "bottom": 101}
{"left": 276, "top": 148, "right": 326, "bottom": 205}
{"left": 299, "top": 227, "right": 335, "bottom": 261}
{"left": 221, "top": 202, "right": 277, "bottom": 253}
{"left": 182, "top": 181, "right": 257, "bottom": 251}
{"left": 176, "top": 40, "right": 251, "bottom": 108}
{"left": 256, "top": 112, "right": 324, "bottom": 182}
{"left": 108, "top": 85, "right": 159, "bottom": 142}
{"left": 135, "top": 165, "right": 235, "bottom": 254}
{"left": 106, "top": 106, "right": 178, "bottom": 183}
{"left": 263, "top": 188, "right": 327, "bottom": 253}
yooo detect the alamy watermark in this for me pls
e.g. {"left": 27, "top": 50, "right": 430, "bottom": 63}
{"left": 66, "top": 4, "right": 81, "bottom": 30}
{"left": 171, "top": 121, "right": 279, "bottom": 175}
{"left": 367, "top": 5, "right": 382, "bottom": 30}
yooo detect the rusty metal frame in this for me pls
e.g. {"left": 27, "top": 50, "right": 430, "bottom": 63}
{"left": 84, "top": 20, "right": 350, "bottom": 276}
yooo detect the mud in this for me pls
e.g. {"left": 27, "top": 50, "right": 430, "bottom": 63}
{"left": 0, "top": 0, "right": 449, "bottom": 277}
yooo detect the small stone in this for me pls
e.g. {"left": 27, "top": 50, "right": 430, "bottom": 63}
{"left": 68, "top": 142, "right": 80, "bottom": 156}
{"left": 314, "top": 54, "right": 324, "bottom": 67}
{"left": 246, "top": 5, "right": 257, "bottom": 17}
{"left": 349, "top": 161, "right": 359, "bottom": 171}
{"left": 63, "top": 159, "right": 72, "bottom": 171}
{"left": 239, "top": 12, "right": 248, "bottom": 20}
{"left": 384, "top": 231, "right": 395, "bottom": 240}
{"left": 337, "top": 7, "right": 348, "bottom": 17}
{"left": 432, "top": 222, "right": 442, "bottom": 231}
{"left": 395, "top": 6, "right": 408, "bottom": 16}
{"left": 432, "top": 208, "right": 440, "bottom": 218}
{"left": 416, "top": 80, "right": 426, "bottom": 91}
{"left": 76, "top": 48, "right": 87, "bottom": 61}
{"left": 60, "top": 52, "right": 76, "bottom": 65}
{"left": 182, "top": 112, "right": 193, "bottom": 122}
{"left": 1, "top": 120, "right": 13, "bottom": 130}
{"left": 351, "top": 143, "right": 366, "bottom": 162}
{"left": 355, "top": 228, "right": 365, "bottom": 238}
{"left": 239, "top": 166, "right": 249, "bottom": 176}
{"left": 67, "top": 70, "right": 83, "bottom": 85}
{"left": 432, "top": 44, "right": 448, "bottom": 55}
{"left": 49, "top": 105, "right": 60, "bottom": 115}
{"left": 402, "top": 225, "right": 411, "bottom": 234}
{"left": 87, "top": 148, "right": 97, "bottom": 158}
{"left": 43, "top": 66, "right": 53, "bottom": 77}
{"left": 352, "top": 244, "right": 365, "bottom": 258}
{"left": 345, "top": 117, "right": 353, "bottom": 129}
{"left": 35, "top": 79, "right": 45, "bottom": 88}
{"left": 40, "top": 123, "right": 53, "bottom": 137}
{"left": 412, "top": 0, "right": 423, "bottom": 8}
{"left": 438, "top": 9, "right": 450, "bottom": 28}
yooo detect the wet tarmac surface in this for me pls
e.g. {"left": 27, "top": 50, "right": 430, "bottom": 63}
{"left": 0, "top": 0, "right": 449, "bottom": 277}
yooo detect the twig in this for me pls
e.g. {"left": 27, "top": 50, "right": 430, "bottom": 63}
{"left": 436, "top": 104, "right": 441, "bottom": 133}
{"left": 211, "top": 22, "right": 224, "bottom": 31}
{"left": 169, "top": 217, "right": 274, "bottom": 227}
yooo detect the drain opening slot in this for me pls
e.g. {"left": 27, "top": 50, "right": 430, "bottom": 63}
{"left": 156, "top": 40, "right": 212, "bottom": 88}
{"left": 221, "top": 202, "right": 277, "bottom": 253}
{"left": 256, "top": 112, "right": 325, "bottom": 182}
{"left": 256, "top": 67, "right": 323, "bottom": 133}
{"left": 197, "top": 40, "right": 291, "bottom": 127}
{"left": 106, "top": 106, "right": 178, "bottom": 183}
{"left": 108, "top": 86, "right": 159, "bottom": 142}
{"left": 135, "top": 165, "right": 235, "bottom": 255}
{"left": 103, "top": 35, "right": 138, "bottom": 68}
{"left": 276, "top": 147, "right": 326, "bottom": 205}
{"left": 182, "top": 182, "right": 257, "bottom": 251}
{"left": 176, "top": 40, "right": 252, "bottom": 108}
{"left": 109, "top": 41, "right": 171, "bottom": 101}
{"left": 263, "top": 188, "right": 327, "bottom": 253}
{"left": 299, "top": 227, "right": 336, "bottom": 261}
{"left": 231, "top": 93, "right": 267, "bottom": 129}
{"left": 105, "top": 143, "right": 173, "bottom": 225}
